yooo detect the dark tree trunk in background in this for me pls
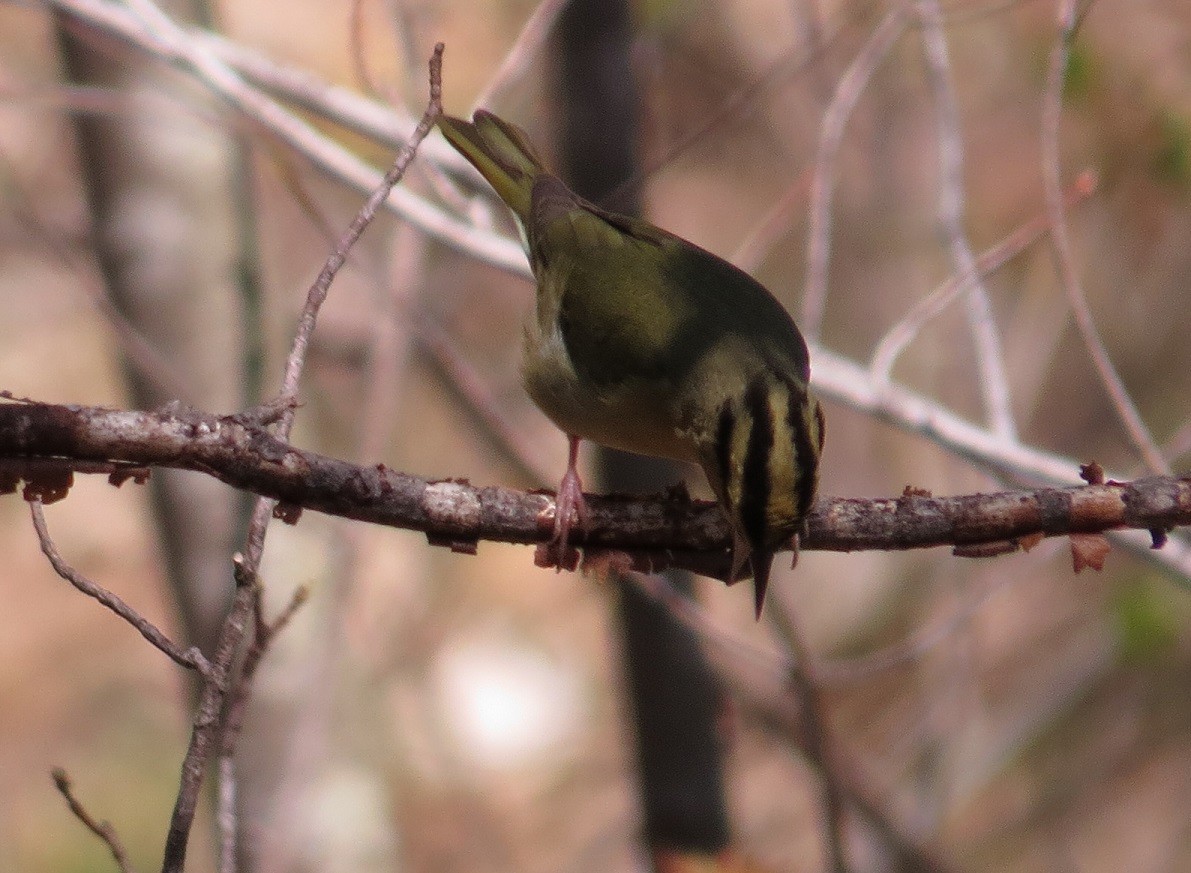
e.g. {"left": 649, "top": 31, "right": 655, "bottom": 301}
{"left": 554, "top": 0, "right": 733, "bottom": 860}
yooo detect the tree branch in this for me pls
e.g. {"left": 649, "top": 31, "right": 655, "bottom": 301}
{"left": 53, "top": 768, "right": 137, "bottom": 873}
{"left": 30, "top": 500, "right": 211, "bottom": 675}
{"left": 3, "top": 401, "right": 1188, "bottom": 584}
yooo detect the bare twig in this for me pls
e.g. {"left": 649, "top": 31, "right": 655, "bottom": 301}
{"left": 870, "top": 171, "right": 1098, "bottom": 381}
{"left": 158, "top": 41, "right": 446, "bottom": 873}
{"left": 53, "top": 768, "right": 138, "bottom": 873}
{"left": 30, "top": 500, "right": 211, "bottom": 675}
{"left": 769, "top": 602, "right": 849, "bottom": 872}
{"left": 215, "top": 580, "right": 309, "bottom": 873}
{"left": 276, "top": 45, "right": 443, "bottom": 408}
{"left": 217, "top": 753, "right": 237, "bottom": 873}
{"left": 472, "top": 0, "right": 568, "bottom": 110}
{"left": 915, "top": 0, "right": 1016, "bottom": 440}
{"left": 1041, "top": 0, "right": 1168, "bottom": 473}
{"left": 802, "top": 7, "right": 908, "bottom": 339}
{"left": 732, "top": 165, "right": 812, "bottom": 273}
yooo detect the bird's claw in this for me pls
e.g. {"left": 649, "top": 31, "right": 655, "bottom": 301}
{"left": 546, "top": 464, "right": 589, "bottom": 571}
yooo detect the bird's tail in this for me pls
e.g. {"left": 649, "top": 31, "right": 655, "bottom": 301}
{"left": 437, "top": 110, "right": 546, "bottom": 226}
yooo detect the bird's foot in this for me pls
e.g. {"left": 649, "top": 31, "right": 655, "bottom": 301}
{"left": 535, "top": 435, "right": 590, "bottom": 572}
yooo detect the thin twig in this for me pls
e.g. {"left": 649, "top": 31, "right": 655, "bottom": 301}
{"left": 769, "top": 600, "right": 849, "bottom": 873}
{"left": 215, "top": 581, "right": 309, "bottom": 873}
{"left": 870, "top": 171, "right": 1098, "bottom": 381}
{"left": 159, "top": 41, "right": 446, "bottom": 873}
{"left": 472, "top": 0, "right": 568, "bottom": 110}
{"left": 916, "top": 0, "right": 1016, "bottom": 440}
{"left": 217, "top": 753, "right": 237, "bottom": 873}
{"left": 30, "top": 500, "right": 211, "bottom": 675}
{"left": 1040, "top": 0, "right": 1168, "bottom": 473}
{"left": 731, "top": 165, "right": 812, "bottom": 273}
{"left": 802, "top": 7, "right": 908, "bottom": 339}
{"left": 277, "top": 45, "right": 443, "bottom": 408}
{"left": 53, "top": 768, "right": 138, "bottom": 873}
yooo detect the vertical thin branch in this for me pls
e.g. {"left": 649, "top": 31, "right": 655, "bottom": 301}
{"left": 215, "top": 584, "right": 308, "bottom": 873}
{"left": 802, "top": 7, "right": 908, "bottom": 339}
{"left": 159, "top": 42, "right": 445, "bottom": 873}
{"left": 1041, "top": 0, "right": 1168, "bottom": 473}
{"left": 916, "top": 0, "right": 1017, "bottom": 441}
{"left": 217, "top": 754, "right": 237, "bottom": 873}
{"left": 769, "top": 601, "right": 849, "bottom": 873}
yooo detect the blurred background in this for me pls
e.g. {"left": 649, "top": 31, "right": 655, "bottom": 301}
{"left": 0, "top": 0, "right": 1189, "bottom": 871}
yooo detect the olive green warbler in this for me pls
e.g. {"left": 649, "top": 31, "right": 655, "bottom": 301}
{"left": 439, "top": 110, "right": 824, "bottom": 618}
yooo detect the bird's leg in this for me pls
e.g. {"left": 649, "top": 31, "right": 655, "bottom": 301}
{"left": 549, "top": 434, "right": 590, "bottom": 568}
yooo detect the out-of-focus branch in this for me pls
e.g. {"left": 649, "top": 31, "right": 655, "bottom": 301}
{"left": 802, "top": 6, "right": 908, "bottom": 339}
{"left": 916, "top": 0, "right": 1016, "bottom": 441}
{"left": 1041, "top": 0, "right": 1168, "bottom": 474}
{"left": 870, "top": 171, "right": 1098, "bottom": 381}
{"left": 46, "top": 0, "right": 528, "bottom": 277}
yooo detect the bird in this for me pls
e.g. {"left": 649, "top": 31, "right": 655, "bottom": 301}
{"left": 437, "top": 109, "right": 824, "bottom": 618}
